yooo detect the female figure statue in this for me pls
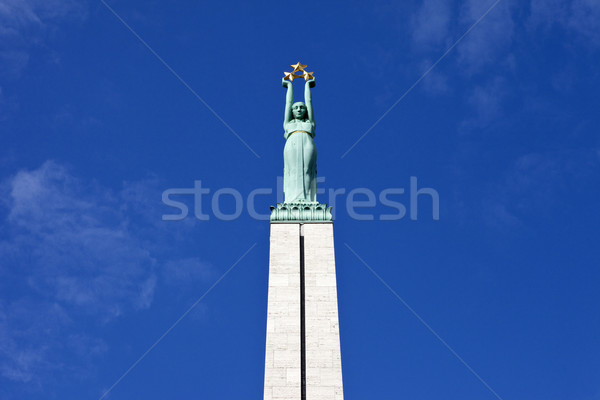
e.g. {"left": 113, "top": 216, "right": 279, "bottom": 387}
{"left": 282, "top": 77, "right": 317, "bottom": 203}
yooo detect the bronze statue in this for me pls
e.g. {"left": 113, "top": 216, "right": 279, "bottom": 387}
{"left": 282, "top": 62, "right": 317, "bottom": 203}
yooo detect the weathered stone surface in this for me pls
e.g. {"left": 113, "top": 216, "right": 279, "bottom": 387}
{"left": 264, "top": 224, "right": 301, "bottom": 400}
{"left": 303, "top": 223, "right": 344, "bottom": 400}
{"left": 264, "top": 223, "right": 343, "bottom": 400}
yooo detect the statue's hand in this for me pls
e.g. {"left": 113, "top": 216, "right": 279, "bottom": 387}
{"left": 306, "top": 78, "right": 316, "bottom": 88}
{"left": 282, "top": 78, "right": 292, "bottom": 88}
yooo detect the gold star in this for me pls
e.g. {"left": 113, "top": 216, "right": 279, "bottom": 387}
{"left": 290, "top": 62, "right": 307, "bottom": 72}
{"left": 283, "top": 72, "right": 294, "bottom": 81}
{"left": 303, "top": 71, "right": 315, "bottom": 81}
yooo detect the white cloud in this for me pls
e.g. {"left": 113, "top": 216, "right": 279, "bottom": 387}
{"left": 0, "top": 299, "right": 72, "bottom": 383}
{"left": 0, "top": 161, "right": 159, "bottom": 383}
{"left": 457, "top": 0, "right": 515, "bottom": 74}
{"left": 0, "top": 0, "right": 41, "bottom": 29}
{"left": 482, "top": 149, "right": 600, "bottom": 228}
{"left": 529, "top": 0, "right": 600, "bottom": 46}
{"left": 4, "top": 161, "right": 157, "bottom": 318}
{"left": 528, "top": 0, "right": 567, "bottom": 26}
{"left": 461, "top": 76, "right": 508, "bottom": 130}
{"left": 568, "top": 0, "right": 600, "bottom": 44}
{"left": 0, "top": 0, "right": 86, "bottom": 27}
{"left": 410, "top": 0, "right": 452, "bottom": 49}
{"left": 0, "top": 161, "right": 212, "bottom": 387}
{"left": 418, "top": 58, "right": 450, "bottom": 94}
{"left": 0, "top": 0, "right": 88, "bottom": 78}
{"left": 0, "top": 161, "right": 214, "bottom": 388}
{"left": 163, "top": 257, "right": 215, "bottom": 287}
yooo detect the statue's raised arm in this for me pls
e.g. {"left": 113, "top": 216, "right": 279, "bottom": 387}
{"left": 305, "top": 78, "right": 316, "bottom": 127}
{"left": 282, "top": 78, "right": 293, "bottom": 128}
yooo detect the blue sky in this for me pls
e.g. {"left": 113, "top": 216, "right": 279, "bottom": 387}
{"left": 1, "top": 0, "right": 599, "bottom": 399}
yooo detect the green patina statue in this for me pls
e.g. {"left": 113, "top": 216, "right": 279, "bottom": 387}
{"left": 282, "top": 77, "right": 317, "bottom": 203}
{"left": 271, "top": 62, "right": 332, "bottom": 222}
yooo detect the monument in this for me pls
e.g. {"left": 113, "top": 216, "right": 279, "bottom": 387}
{"left": 264, "top": 63, "right": 343, "bottom": 400}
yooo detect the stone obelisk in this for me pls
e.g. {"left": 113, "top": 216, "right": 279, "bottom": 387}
{"left": 263, "top": 63, "right": 343, "bottom": 400}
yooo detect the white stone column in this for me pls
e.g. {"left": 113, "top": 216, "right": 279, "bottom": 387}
{"left": 264, "top": 222, "right": 343, "bottom": 400}
{"left": 264, "top": 224, "right": 301, "bottom": 400}
{"left": 303, "top": 223, "right": 344, "bottom": 400}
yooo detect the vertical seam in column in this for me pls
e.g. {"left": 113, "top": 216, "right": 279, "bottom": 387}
{"left": 299, "top": 224, "right": 306, "bottom": 400}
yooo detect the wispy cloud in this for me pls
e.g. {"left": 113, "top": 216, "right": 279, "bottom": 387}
{"left": 0, "top": 299, "right": 73, "bottom": 384}
{"left": 0, "top": 0, "right": 87, "bottom": 78}
{"left": 0, "top": 161, "right": 158, "bottom": 384}
{"left": 408, "top": 0, "right": 454, "bottom": 95}
{"left": 4, "top": 161, "right": 157, "bottom": 317}
{"left": 163, "top": 257, "right": 215, "bottom": 287}
{"left": 457, "top": 0, "right": 515, "bottom": 74}
{"left": 0, "top": 161, "right": 209, "bottom": 390}
{"left": 461, "top": 76, "right": 508, "bottom": 130}
{"left": 530, "top": 0, "right": 600, "bottom": 45}
{"left": 0, "top": 0, "right": 87, "bottom": 29}
{"left": 482, "top": 148, "right": 600, "bottom": 228}
{"left": 457, "top": 0, "right": 600, "bottom": 131}
{"left": 410, "top": 0, "right": 452, "bottom": 49}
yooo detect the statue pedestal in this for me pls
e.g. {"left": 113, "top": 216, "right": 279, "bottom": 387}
{"left": 270, "top": 202, "right": 333, "bottom": 223}
{"left": 264, "top": 223, "right": 344, "bottom": 400}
